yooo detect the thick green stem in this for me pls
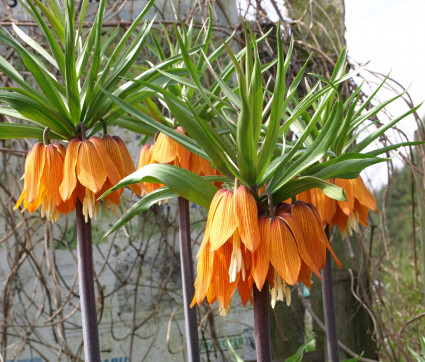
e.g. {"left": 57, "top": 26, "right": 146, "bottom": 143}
{"left": 177, "top": 197, "right": 200, "bottom": 362}
{"left": 253, "top": 283, "right": 272, "bottom": 362}
{"left": 322, "top": 227, "right": 340, "bottom": 362}
{"left": 76, "top": 199, "right": 101, "bottom": 362}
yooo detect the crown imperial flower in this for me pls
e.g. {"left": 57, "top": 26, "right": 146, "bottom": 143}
{"left": 297, "top": 176, "right": 378, "bottom": 237}
{"left": 15, "top": 142, "right": 73, "bottom": 222}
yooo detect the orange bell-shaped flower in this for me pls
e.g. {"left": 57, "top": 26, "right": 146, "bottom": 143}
{"left": 137, "top": 127, "right": 222, "bottom": 194}
{"left": 191, "top": 186, "right": 260, "bottom": 314}
{"left": 15, "top": 142, "right": 74, "bottom": 222}
{"left": 297, "top": 176, "right": 378, "bottom": 237}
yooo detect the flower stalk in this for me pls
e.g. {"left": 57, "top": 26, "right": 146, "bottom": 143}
{"left": 253, "top": 283, "right": 272, "bottom": 362}
{"left": 321, "top": 227, "right": 340, "bottom": 362}
{"left": 76, "top": 199, "right": 101, "bottom": 362}
{"left": 177, "top": 196, "right": 200, "bottom": 362}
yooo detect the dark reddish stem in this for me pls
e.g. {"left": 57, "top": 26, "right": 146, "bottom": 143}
{"left": 177, "top": 197, "right": 200, "bottom": 362}
{"left": 321, "top": 227, "right": 340, "bottom": 362}
{"left": 76, "top": 199, "right": 101, "bottom": 362}
{"left": 253, "top": 283, "right": 272, "bottom": 362}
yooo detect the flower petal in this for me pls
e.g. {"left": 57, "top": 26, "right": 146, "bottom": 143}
{"left": 113, "top": 136, "right": 142, "bottom": 195}
{"left": 211, "top": 242, "right": 239, "bottom": 309}
{"left": 90, "top": 136, "right": 121, "bottom": 187}
{"left": 270, "top": 217, "right": 301, "bottom": 285}
{"left": 197, "top": 189, "right": 228, "bottom": 258}
{"left": 150, "top": 132, "right": 178, "bottom": 164}
{"left": 279, "top": 211, "right": 321, "bottom": 279}
{"left": 210, "top": 189, "right": 237, "bottom": 251}
{"left": 76, "top": 139, "right": 107, "bottom": 193}
{"left": 336, "top": 178, "right": 354, "bottom": 216}
{"left": 25, "top": 143, "right": 46, "bottom": 204}
{"left": 287, "top": 202, "right": 326, "bottom": 271}
{"left": 192, "top": 241, "right": 214, "bottom": 306}
{"left": 298, "top": 260, "right": 312, "bottom": 289}
{"left": 43, "top": 144, "right": 65, "bottom": 205}
{"left": 353, "top": 176, "right": 378, "bottom": 213}
{"left": 252, "top": 215, "right": 271, "bottom": 291}
{"left": 234, "top": 185, "right": 260, "bottom": 251}
{"left": 60, "top": 138, "right": 81, "bottom": 201}
{"left": 305, "top": 203, "right": 342, "bottom": 268}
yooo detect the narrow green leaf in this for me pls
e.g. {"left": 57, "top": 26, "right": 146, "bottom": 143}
{"left": 32, "top": 0, "right": 65, "bottom": 42}
{"left": 100, "top": 164, "right": 219, "bottom": 209}
{"left": 366, "top": 141, "right": 424, "bottom": 156}
{"left": 269, "top": 101, "right": 343, "bottom": 192}
{"left": 97, "top": 85, "right": 210, "bottom": 160}
{"left": 12, "top": 23, "right": 58, "bottom": 69}
{"left": 257, "top": 26, "right": 286, "bottom": 174}
{"left": 64, "top": 0, "right": 81, "bottom": 125}
{"left": 0, "top": 92, "right": 73, "bottom": 137}
{"left": 269, "top": 177, "right": 346, "bottom": 205}
{"left": 103, "top": 188, "right": 177, "bottom": 238}
{"left": 349, "top": 103, "right": 422, "bottom": 153}
{"left": 306, "top": 153, "right": 387, "bottom": 180}
{"left": 0, "top": 123, "right": 59, "bottom": 139}
{"left": 0, "top": 31, "right": 68, "bottom": 116}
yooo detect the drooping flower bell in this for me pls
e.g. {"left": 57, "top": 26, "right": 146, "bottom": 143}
{"left": 137, "top": 127, "right": 222, "bottom": 194}
{"left": 191, "top": 186, "right": 259, "bottom": 314}
{"left": 59, "top": 135, "right": 139, "bottom": 222}
{"left": 192, "top": 187, "right": 342, "bottom": 313}
{"left": 15, "top": 142, "right": 74, "bottom": 222}
{"left": 297, "top": 176, "right": 378, "bottom": 237}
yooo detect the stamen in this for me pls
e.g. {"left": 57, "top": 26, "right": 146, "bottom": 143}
{"left": 219, "top": 303, "right": 231, "bottom": 316}
{"left": 229, "top": 236, "right": 244, "bottom": 283}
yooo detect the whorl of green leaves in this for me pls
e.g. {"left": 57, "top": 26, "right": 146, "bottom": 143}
{"left": 103, "top": 20, "right": 419, "bottom": 227}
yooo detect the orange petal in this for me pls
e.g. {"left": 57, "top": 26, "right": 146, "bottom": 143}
{"left": 279, "top": 211, "right": 321, "bottom": 279}
{"left": 25, "top": 143, "right": 46, "bottom": 204}
{"left": 150, "top": 132, "right": 178, "bottom": 164}
{"left": 76, "top": 139, "right": 107, "bottom": 193}
{"left": 305, "top": 203, "right": 342, "bottom": 268}
{"left": 113, "top": 136, "right": 142, "bottom": 195}
{"left": 197, "top": 189, "right": 228, "bottom": 258}
{"left": 209, "top": 189, "right": 237, "bottom": 251}
{"left": 175, "top": 127, "right": 191, "bottom": 170}
{"left": 102, "top": 135, "right": 126, "bottom": 178}
{"left": 252, "top": 215, "right": 271, "bottom": 291}
{"left": 288, "top": 202, "right": 326, "bottom": 272}
{"left": 297, "top": 189, "right": 312, "bottom": 204}
{"left": 90, "top": 136, "right": 121, "bottom": 187}
{"left": 334, "top": 205, "right": 349, "bottom": 232}
{"left": 270, "top": 217, "right": 301, "bottom": 285}
{"left": 43, "top": 144, "right": 65, "bottom": 205}
{"left": 193, "top": 241, "right": 214, "bottom": 305}
{"left": 238, "top": 274, "right": 253, "bottom": 307}
{"left": 138, "top": 144, "right": 153, "bottom": 169}
{"left": 355, "top": 200, "right": 369, "bottom": 226}
{"left": 206, "top": 283, "right": 217, "bottom": 305}
{"left": 14, "top": 189, "right": 26, "bottom": 210}
{"left": 336, "top": 178, "right": 354, "bottom": 216}
{"left": 60, "top": 138, "right": 81, "bottom": 201}
{"left": 353, "top": 176, "right": 378, "bottom": 213}
{"left": 234, "top": 186, "right": 260, "bottom": 251}
{"left": 211, "top": 242, "right": 239, "bottom": 309}
{"left": 298, "top": 260, "right": 312, "bottom": 289}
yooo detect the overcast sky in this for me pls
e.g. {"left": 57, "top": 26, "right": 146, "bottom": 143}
{"left": 345, "top": 0, "right": 425, "bottom": 186}
{"left": 345, "top": 0, "right": 425, "bottom": 122}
